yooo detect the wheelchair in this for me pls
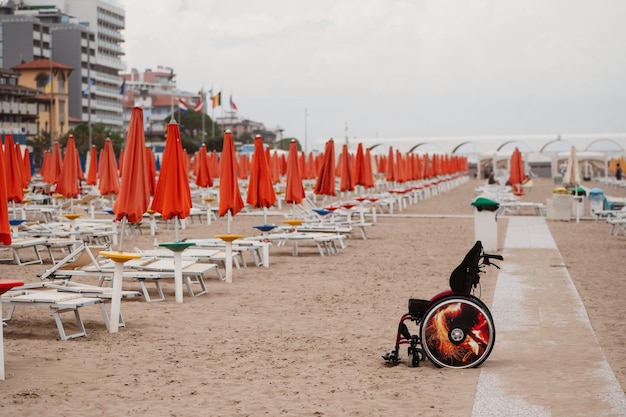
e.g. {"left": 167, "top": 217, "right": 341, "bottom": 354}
{"left": 382, "top": 241, "right": 503, "bottom": 369}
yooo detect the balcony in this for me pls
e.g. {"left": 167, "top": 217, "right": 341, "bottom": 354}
{"left": 0, "top": 102, "right": 37, "bottom": 115}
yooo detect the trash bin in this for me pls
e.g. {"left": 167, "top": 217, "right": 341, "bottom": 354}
{"left": 588, "top": 188, "right": 605, "bottom": 216}
{"left": 552, "top": 187, "right": 572, "bottom": 221}
{"left": 471, "top": 197, "right": 500, "bottom": 252}
{"left": 570, "top": 187, "right": 586, "bottom": 219}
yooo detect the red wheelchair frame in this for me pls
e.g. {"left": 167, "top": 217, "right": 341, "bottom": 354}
{"left": 382, "top": 241, "right": 503, "bottom": 369}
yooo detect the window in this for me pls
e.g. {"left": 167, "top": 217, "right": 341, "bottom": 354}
{"left": 36, "top": 73, "right": 50, "bottom": 92}
{"left": 57, "top": 74, "right": 65, "bottom": 92}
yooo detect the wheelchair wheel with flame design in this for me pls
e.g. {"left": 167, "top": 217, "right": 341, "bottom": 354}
{"left": 420, "top": 296, "right": 495, "bottom": 368}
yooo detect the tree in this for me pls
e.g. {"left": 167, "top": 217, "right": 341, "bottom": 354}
{"left": 276, "top": 137, "right": 301, "bottom": 151}
{"left": 61, "top": 123, "right": 124, "bottom": 155}
{"left": 238, "top": 132, "right": 254, "bottom": 146}
{"left": 26, "top": 130, "right": 51, "bottom": 171}
{"left": 165, "top": 111, "right": 222, "bottom": 153}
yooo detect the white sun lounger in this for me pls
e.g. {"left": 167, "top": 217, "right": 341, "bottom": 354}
{"left": 0, "top": 238, "right": 48, "bottom": 265}
{"left": 1, "top": 289, "right": 103, "bottom": 340}
{"left": 41, "top": 244, "right": 222, "bottom": 301}
{"left": 41, "top": 280, "right": 142, "bottom": 329}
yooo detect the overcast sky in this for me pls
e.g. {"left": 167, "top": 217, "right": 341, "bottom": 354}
{"left": 119, "top": 0, "right": 626, "bottom": 150}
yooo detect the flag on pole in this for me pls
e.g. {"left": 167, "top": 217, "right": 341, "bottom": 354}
{"left": 45, "top": 76, "right": 52, "bottom": 93}
{"left": 194, "top": 90, "right": 204, "bottom": 112}
{"left": 212, "top": 92, "right": 221, "bottom": 108}
{"left": 83, "top": 78, "right": 94, "bottom": 95}
{"left": 178, "top": 98, "right": 188, "bottom": 113}
{"left": 230, "top": 94, "right": 238, "bottom": 110}
{"left": 119, "top": 79, "right": 126, "bottom": 94}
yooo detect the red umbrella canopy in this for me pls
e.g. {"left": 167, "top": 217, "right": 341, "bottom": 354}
{"left": 145, "top": 146, "right": 157, "bottom": 195}
{"left": 76, "top": 150, "right": 84, "bottom": 181}
{"left": 208, "top": 150, "right": 219, "bottom": 179}
{"left": 195, "top": 144, "right": 213, "bottom": 188}
{"left": 363, "top": 148, "right": 375, "bottom": 187}
{"left": 507, "top": 147, "right": 525, "bottom": 195}
{"left": 0, "top": 142, "right": 12, "bottom": 245}
{"left": 40, "top": 150, "right": 51, "bottom": 184}
{"left": 270, "top": 151, "right": 281, "bottom": 184}
{"left": 218, "top": 130, "right": 245, "bottom": 217}
{"left": 113, "top": 107, "right": 150, "bottom": 223}
{"left": 353, "top": 142, "right": 366, "bottom": 187}
{"left": 385, "top": 146, "right": 395, "bottom": 183}
{"left": 150, "top": 121, "right": 192, "bottom": 220}
{"left": 118, "top": 149, "right": 124, "bottom": 179}
{"left": 507, "top": 148, "right": 524, "bottom": 184}
{"left": 86, "top": 145, "right": 98, "bottom": 186}
{"left": 22, "top": 147, "right": 32, "bottom": 186}
{"left": 238, "top": 154, "right": 250, "bottom": 180}
{"left": 395, "top": 150, "right": 407, "bottom": 183}
{"left": 98, "top": 139, "right": 120, "bottom": 196}
{"left": 306, "top": 152, "right": 316, "bottom": 180}
{"left": 314, "top": 139, "right": 336, "bottom": 197}
{"left": 55, "top": 135, "right": 81, "bottom": 198}
{"left": 353, "top": 142, "right": 375, "bottom": 189}
{"left": 280, "top": 153, "right": 287, "bottom": 177}
{"left": 51, "top": 142, "right": 63, "bottom": 185}
{"left": 284, "top": 140, "right": 305, "bottom": 204}
{"left": 14, "top": 144, "right": 28, "bottom": 188}
{"left": 424, "top": 154, "right": 433, "bottom": 178}
{"left": 246, "top": 135, "right": 277, "bottom": 209}
{"left": 339, "top": 144, "right": 354, "bottom": 192}
{"left": 3, "top": 134, "right": 24, "bottom": 203}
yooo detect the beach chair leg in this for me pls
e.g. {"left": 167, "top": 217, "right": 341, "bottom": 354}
{"left": 4, "top": 305, "right": 16, "bottom": 322}
{"left": 238, "top": 252, "right": 246, "bottom": 268}
{"left": 328, "top": 240, "right": 337, "bottom": 255}
{"left": 185, "top": 276, "right": 195, "bottom": 296}
{"left": 99, "top": 303, "right": 125, "bottom": 330}
{"left": 250, "top": 248, "right": 263, "bottom": 266}
{"left": 139, "top": 279, "right": 165, "bottom": 302}
{"left": 185, "top": 275, "right": 207, "bottom": 296}
{"left": 327, "top": 241, "right": 335, "bottom": 255}
{"left": 316, "top": 241, "right": 325, "bottom": 256}
{"left": 13, "top": 244, "right": 44, "bottom": 266}
{"left": 52, "top": 307, "right": 88, "bottom": 340}
{"left": 214, "top": 267, "right": 224, "bottom": 281}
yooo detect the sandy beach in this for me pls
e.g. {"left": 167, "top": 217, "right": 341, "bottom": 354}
{"left": 1, "top": 176, "right": 625, "bottom": 416}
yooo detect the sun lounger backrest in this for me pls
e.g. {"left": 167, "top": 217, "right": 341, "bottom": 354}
{"left": 39, "top": 244, "right": 108, "bottom": 280}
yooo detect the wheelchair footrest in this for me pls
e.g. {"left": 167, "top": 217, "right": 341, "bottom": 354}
{"left": 382, "top": 351, "right": 401, "bottom": 363}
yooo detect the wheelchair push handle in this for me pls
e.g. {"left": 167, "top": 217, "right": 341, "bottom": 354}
{"left": 481, "top": 253, "right": 504, "bottom": 269}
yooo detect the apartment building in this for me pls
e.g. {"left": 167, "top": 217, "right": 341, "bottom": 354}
{"left": 0, "top": 67, "right": 39, "bottom": 141}
{"left": 0, "top": 0, "right": 125, "bottom": 136}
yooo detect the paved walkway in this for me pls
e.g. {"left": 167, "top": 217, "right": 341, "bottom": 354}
{"left": 472, "top": 217, "right": 626, "bottom": 416}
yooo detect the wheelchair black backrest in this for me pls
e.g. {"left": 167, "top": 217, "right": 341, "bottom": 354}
{"left": 449, "top": 241, "right": 483, "bottom": 293}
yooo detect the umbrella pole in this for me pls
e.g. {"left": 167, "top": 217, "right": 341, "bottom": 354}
{"left": 174, "top": 250, "right": 183, "bottom": 303}
{"left": 118, "top": 218, "right": 126, "bottom": 251}
{"left": 225, "top": 241, "right": 233, "bottom": 283}
{"left": 263, "top": 207, "right": 268, "bottom": 225}
{"left": 109, "top": 260, "right": 124, "bottom": 333}
{"left": 227, "top": 211, "right": 232, "bottom": 234}
{"left": 575, "top": 185, "right": 580, "bottom": 224}
{"left": 262, "top": 236, "right": 270, "bottom": 268}
{"left": 175, "top": 216, "right": 180, "bottom": 242}
{"left": 0, "top": 296, "right": 5, "bottom": 379}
